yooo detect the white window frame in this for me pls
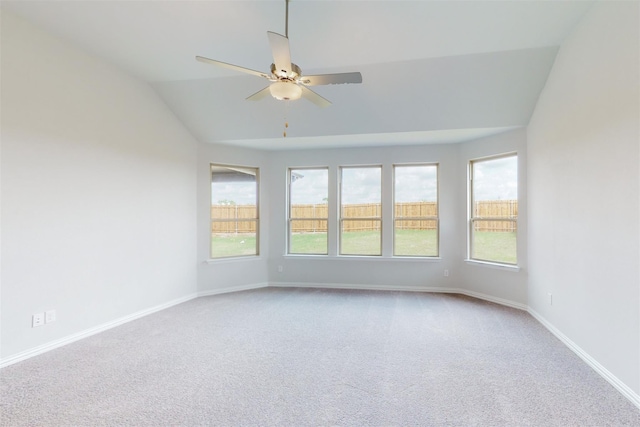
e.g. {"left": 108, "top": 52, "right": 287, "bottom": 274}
{"left": 393, "top": 163, "right": 440, "bottom": 257}
{"left": 287, "top": 167, "right": 329, "bottom": 255}
{"left": 468, "top": 153, "right": 518, "bottom": 266}
{"left": 210, "top": 164, "right": 259, "bottom": 259}
{"left": 339, "top": 165, "right": 382, "bottom": 256}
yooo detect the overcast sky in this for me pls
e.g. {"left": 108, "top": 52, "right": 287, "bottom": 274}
{"left": 290, "top": 168, "right": 328, "bottom": 205}
{"left": 473, "top": 156, "right": 518, "bottom": 200}
{"left": 211, "top": 181, "right": 256, "bottom": 205}
{"left": 212, "top": 160, "right": 517, "bottom": 206}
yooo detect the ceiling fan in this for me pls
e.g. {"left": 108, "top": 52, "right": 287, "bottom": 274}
{"left": 195, "top": 0, "right": 362, "bottom": 108}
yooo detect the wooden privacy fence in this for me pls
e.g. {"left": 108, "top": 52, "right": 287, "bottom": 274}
{"left": 210, "top": 205, "right": 257, "bottom": 234}
{"left": 473, "top": 199, "right": 518, "bottom": 233}
{"left": 211, "top": 201, "right": 517, "bottom": 233}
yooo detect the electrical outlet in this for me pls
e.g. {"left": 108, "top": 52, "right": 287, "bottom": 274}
{"left": 277, "top": 265, "right": 283, "bottom": 273}
{"left": 32, "top": 313, "right": 45, "bottom": 327}
{"left": 45, "top": 310, "right": 56, "bottom": 324}
{"left": 548, "top": 293, "right": 553, "bottom": 306}
{"left": 444, "top": 269, "right": 449, "bottom": 277}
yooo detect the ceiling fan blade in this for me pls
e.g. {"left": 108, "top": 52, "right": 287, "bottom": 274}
{"left": 267, "top": 31, "right": 292, "bottom": 76}
{"left": 300, "top": 72, "right": 363, "bottom": 86}
{"left": 300, "top": 86, "right": 331, "bottom": 108}
{"left": 196, "top": 56, "right": 269, "bottom": 79}
{"left": 246, "top": 86, "right": 271, "bottom": 101}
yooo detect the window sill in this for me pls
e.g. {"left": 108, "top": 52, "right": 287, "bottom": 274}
{"left": 205, "top": 256, "right": 263, "bottom": 265}
{"left": 284, "top": 254, "right": 442, "bottom": 262}
{"left": 464, "top": 259, "right": 520, "bottom": 272}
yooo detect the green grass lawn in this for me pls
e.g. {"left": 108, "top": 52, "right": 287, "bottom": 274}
{"left": 210, "top": 234, "right": 257, "bottom": 258}
{"left": 212, "top": 230, "right": 516, "bottom": 262}
{"left": 289, "top": 230, "right": 438, "bottom": 256}
{"left": 394, "top": 229, "right": 438, "bottom": 256}
{"left": 289, "top": 232, "right": 328, "bottom": 254}
{"left": 472, "top": 231, "right": 517, "bottom": 264}
{"left": 340, "top": 230, "right": 382, "bottom": 255}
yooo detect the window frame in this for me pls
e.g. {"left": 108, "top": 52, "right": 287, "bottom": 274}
{"left": 287, "top": 167, "right": 329, "bottom": 255}
{"left": 209, "top": 163, "right": 260, "bottom": 259}
{"left": 339, "top": 165, "right": 383, "bottom": 256}
{"left": 468, "top": 153, "right": 518, "bottom": 266}
{"left": 393, "top": 163, "right": 440, "bottom": 257}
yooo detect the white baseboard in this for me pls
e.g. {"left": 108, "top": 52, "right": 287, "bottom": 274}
{"left": 269, "top": 281, "right": 528, "bottom": 311}
{"left": 197, "top": 282, "right": 269, "bottom": 297}
{"left": 0, "top": 293, "right": 198, "bottom": 369}
{"left": 528, "top": 308, "right": 640, "bottom": 410}
{"left": 271, "top": 281, "right": 443, "bottom": 293}
{"left": 456, "top": 289, "right": 528, "bottom": 311}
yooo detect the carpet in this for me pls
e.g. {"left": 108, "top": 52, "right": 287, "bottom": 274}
{"left": 1, "top": 287, "right": 638, "bottom": 426}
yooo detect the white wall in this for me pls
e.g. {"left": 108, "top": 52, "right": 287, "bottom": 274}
{"left": 527, "top": 1, "right": 639, "bottom": 396}
{"left": 1, "top": 11, "right": 198, "bottom": 361}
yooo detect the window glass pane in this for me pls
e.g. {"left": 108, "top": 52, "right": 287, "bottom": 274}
{"left": 470, "top": 155, "right": 517, "bottom": 264}
{"left": 290, "top": 169, "right": 328, "bottom": 206}
{"left": 211, "top": 223, "right": 257, "bottom": 258}
{"left": 289, "top": 168, "right": 328, "bottom": 254}
{"left": 211, "top": 165, "right": 258, "bottom": 258}
{"left": 394, "top": 165, "right": 438, "bottom": 205}
{"left": 341, "top": 220, "right": 381, "bottom": 255}
{"left": 471, "top": 221, "right": 517, "bottom": 264}
{"left": 394, "top": 220, "right": 438, "bottom": 256}
{"left": 472, "top": 156, "right": 518, "bottom": 203}
{"left": 340, "top": 167, "right": 381, "bottom": 215}
{"left": 394, "top": 165, "right": 439, "bottom": 256}
{"left": 340, "top": 167, "right": 382, "bottom": 255}
{"left": 289, "top": 220, "right": 327, "bottom": 254}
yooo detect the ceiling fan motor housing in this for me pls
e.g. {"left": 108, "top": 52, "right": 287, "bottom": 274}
{"left": 271, "top": 62, "right": 301, "bottom": 80}
{"left": 269, "top": 81, "right": 302, "bottom": 101}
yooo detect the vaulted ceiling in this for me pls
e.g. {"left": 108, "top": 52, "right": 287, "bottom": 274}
{"left": 2, "top": 1, "right": 594, "bottom": 150}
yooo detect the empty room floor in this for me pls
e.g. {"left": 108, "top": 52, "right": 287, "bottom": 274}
{"left": 1, "top": 287, "right": 639, "bottom": 426}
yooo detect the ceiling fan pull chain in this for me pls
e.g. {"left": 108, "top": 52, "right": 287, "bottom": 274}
{"left": 283, "top": 99, "right": 290, "bottom": 137}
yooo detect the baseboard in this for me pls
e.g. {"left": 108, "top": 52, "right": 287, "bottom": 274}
{"left": 197, "top": 282, "right": 269, "bottom": 297}
{"left": 269, "top": 281, "right": 528, "bottom": 311}
{"left": 0, "top": 293, "right": 198, "bottom": 369}
{"left": 528, "top": 308, "right": 640, "bottom": 410}
{"left": 270, "top": 281, "right": 446, "bottom": 293}
{"left": 456, "top": 289, "right": 528, "bottom": 311}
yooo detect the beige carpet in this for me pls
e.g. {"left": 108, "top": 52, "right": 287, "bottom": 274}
{"left": 1, "top": 287, "right": 639, "bottom": 426}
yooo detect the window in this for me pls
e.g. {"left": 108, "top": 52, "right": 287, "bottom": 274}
{"left": 340, "top": 166, "right": 382, "bottom": 255}
{"left": 394, "top": 164, "right": 439, "bottom": 256}
{"left": 288, "top": 168, "right": 328, "bottom": 254}
{"left": 469, "top": 154, "right": 518, "bottom": 265}
{"left": 210, "top": 164, "right": 259, "bottom": 258}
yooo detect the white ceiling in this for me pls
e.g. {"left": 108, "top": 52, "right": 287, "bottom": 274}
{"left": 2, "top": 0, "right": 594, "bottom": 150}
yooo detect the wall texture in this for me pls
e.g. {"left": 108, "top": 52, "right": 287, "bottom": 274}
{"left": 1, "top": 11, "right": 198, "bottom": 361}
{"left": 527, "top": 1, "right": 640, "bottom": 396}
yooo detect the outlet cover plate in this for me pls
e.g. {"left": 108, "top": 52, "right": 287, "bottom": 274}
{"left": 32, "top": 313, "right": 45, "bottom": 327}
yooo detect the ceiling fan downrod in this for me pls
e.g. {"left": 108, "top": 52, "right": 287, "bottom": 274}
{"left": 285, "top": 0, "right": 289, "bottom": 38}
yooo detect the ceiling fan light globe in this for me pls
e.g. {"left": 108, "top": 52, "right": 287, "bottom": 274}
{"left": 270, "top": 81, "right": 302, "bottom": 101}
